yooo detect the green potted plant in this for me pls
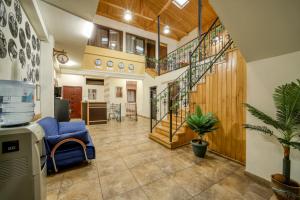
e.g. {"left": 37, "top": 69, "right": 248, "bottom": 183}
{"left": 245, "top": 79, "right": 300, "bottom": 200}
{"left": 186, "top": 105, "right": 218, "bottom": 158}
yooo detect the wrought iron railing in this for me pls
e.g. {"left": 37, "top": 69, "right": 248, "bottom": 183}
{"left": 150, "top": 18, "right": 234, "bottom": 142}
{"left": 145, "top": 36, "right": 200, "bottom": 75}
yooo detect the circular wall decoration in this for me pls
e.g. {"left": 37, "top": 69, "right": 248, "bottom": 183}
{"left": 31, "top": 54, "right": 35, "bottom": 67}
{"left": 8, "top": 12, "right": 18, "bottom": 38}
{"left": 0, "top": 0, "right": 7, "bottom": 27}
{"left": 31, "top": 35, "right": 36, "bottom": 50}
{"left": 4, "top": 0, "right": 11, "bottom": 6}
{"left": 19, "top": 28, "right": 25, "bottom": 48}
{"left": 25, "top": 21, "right": 31, "bottom": 40}
{"left": 95, "top": 58, "right": 102, "bottom": 68}
{"left": 26, "top": 42, "right": 31, "bottom": 59}
{"left": 36, "top": 39, "right": 40, "bottom": 51}
{"left": 35, "top": 69, "right": 39, "bottom": 82}
{"left": 128, "top": 64, "right": 135, "bottom": 71}
{"left": 118, "top": 62, "right": 125, "bottom": 69}
{"left": 0, "top": 30, "right": 7, "bottom": 58}
{"left": 19, "top": 49, "right": 25, "bottom": 68}
{"left": 36, "top": 53, "right": 40, "bottom": 66}
{"left": 107, "top": 60, "right": 113, "bottom": 67}
{"left": 56, "top": 53, "right": 69, "bottom": 64}
{"left": 8, "top": 38, "right": 17, "bottom": 61}
{"left": 30, "top": 69, "right": 35, "bottom": 83}
{"left": 27, "top": 66, "right": 32, "bottom": 82}
{"left": 14, "top": 0, "right": 21, "bottom": 24}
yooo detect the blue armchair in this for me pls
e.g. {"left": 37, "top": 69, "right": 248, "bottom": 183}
{"left": 38, "top": 117, "right": 95, "bottom": 172}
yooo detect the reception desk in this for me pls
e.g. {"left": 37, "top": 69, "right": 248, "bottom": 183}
{"left": 82, "top": 102, "right": 107, "bottom": 125}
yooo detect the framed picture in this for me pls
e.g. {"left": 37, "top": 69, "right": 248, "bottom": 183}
{"left": 36, "top": 84, "right": 40, "bottom": 101}
{"left": 88, "top": 89, "right": 97, "bottom": 100}
{"left": 116, "top": 87, "right": 122, "bottom": 98}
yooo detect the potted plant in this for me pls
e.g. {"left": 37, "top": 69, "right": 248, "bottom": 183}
{"left": 186, "top": 105, "right": 218, "bottom": 158}
{"left": 245, "top": 79, "right": 300, "bottom": 200}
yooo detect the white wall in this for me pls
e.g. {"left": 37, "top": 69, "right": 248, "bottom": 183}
{"left": 105, "top": 78, "right": 143, "bottom": 117}
{"left": 246, "top": 51, "right": 300, "bottom": 182}
{"left": 40, "top": 35, "right": 55, "bottom": 117}
{"left": 177, "top": 28, "right": 198, "bottom": 47}
{"left": 93, "top": 15, "right": 178, "bottom": 55}
{"left": 57, "top": 74, "right": 105, "bottom": 102}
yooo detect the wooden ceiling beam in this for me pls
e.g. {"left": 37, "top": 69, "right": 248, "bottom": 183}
{"left": 145, "top": 0, "right": 172, "bottom": 30}
{"left": 100, "top": 0, "right": 187, "bottom": 36}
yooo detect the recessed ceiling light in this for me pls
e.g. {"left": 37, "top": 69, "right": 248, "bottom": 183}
{"left": 172, "top": 0, "right": 190, "bottom": 9}
{"left": 83, "top": 21, "right": 94, "bottom": 38}
{"left": 124, "top": 10, "right": 132, "bottom": 21}
{"left": 163, "top": 25, "right": 170, "bottom": 34}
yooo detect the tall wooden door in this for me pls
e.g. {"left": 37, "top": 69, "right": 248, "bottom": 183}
{"left": 63, "top": 86, "right": 82, "bottom": 118}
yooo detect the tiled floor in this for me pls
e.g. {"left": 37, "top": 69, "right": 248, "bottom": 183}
{"left": 47, "top": 117, "right": 273, "bottom": 200}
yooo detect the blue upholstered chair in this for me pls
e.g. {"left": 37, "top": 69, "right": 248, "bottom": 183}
{"left": 38, "top": 117, "right": 95, "bottom": 172}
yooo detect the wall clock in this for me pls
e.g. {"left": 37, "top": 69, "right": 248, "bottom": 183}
{"left": 53, "top": 49, "right": 69, "bottom": 64}
{"left": 56, "top": 53, "right": 69, "bottom": 64}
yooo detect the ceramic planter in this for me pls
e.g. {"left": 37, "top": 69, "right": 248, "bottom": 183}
{"left": 191, "top": 139, "right": 208, "bottom": 158}
{"left": 271, "top": 174, "right": 300, "bottom": 200}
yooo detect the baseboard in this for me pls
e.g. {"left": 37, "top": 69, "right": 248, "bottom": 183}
{"left": 138, "top": 115, "right": 150, "bottom": 119}
{"left": 244, "top": 171, "right": 271, "bottom": 187}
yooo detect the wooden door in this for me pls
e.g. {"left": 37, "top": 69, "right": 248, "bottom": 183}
{"left": 168, "top": 82, "right": 180, "bottom": 112}
{"left": 63, "top": 86, "right": 82, "bottom": 118}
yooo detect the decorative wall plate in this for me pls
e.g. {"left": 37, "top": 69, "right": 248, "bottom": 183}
{"left": 19, "top": 48, "right": 25, "bottom": 68}
{"left": 8, "top": 12, "right": 18, "bottom": 38}
{"left": 36, "top": 53, "right": 40, "bottom": 66}
{"left": 4, "top": 0, "right": 11, "bottom": 6}
{"left": 31, "top": 54, "right": 35, "bottom": 67}
{"left": 14, "top": 0, "right": 21, "bottom": 24}
{"left": 36, "top": 39, "right": 40, "bottom": 51}
{"left": 26, "top": 42, "right": 31, "bottom": 59}
{"left": 8, "top": 38, "right": 17, "bottom": 60}
{"left": 19, "top": 28, "right": 25, "bottom": 48}
{"left": 118, "top": 62, "right": 125, "bottom": 69}
{"left": 25, "top": 21, "right": 31, "bottom": 39}
{"left": 0, "top": 30, "right": 7, "bottom": 58}
{"left": 128, "top": 64, "right": 134, "bottom": 71}
{"left": 107, "top": 60, "right": 113, "bottom": 67}
{"left": 0, "top": 0, "right": 7, "bottom": 27}
{"left": 95, "top": 58, "right": 102, "bottom": 68}
{"left": 31, "top": 35, "right": 36, "bottom": 50}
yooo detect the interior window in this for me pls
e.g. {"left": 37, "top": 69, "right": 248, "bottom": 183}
{"left": 88, "top": 25, "right": 123, "bottom": 51}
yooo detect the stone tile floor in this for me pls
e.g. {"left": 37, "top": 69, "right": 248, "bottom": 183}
{"left": 47, "top": 117, "right": 273, "bottom": 200}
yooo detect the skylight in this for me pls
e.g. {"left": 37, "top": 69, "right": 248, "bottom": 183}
{"left": 172, "top": 0, "right": 190, "bottom": 9}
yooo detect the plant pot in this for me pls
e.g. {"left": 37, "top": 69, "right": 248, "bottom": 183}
{"left": 191, "top": 139, "right": 208, "bottom": 158}
{"left": 271, "top": 174, "right": 300, "bottom": 200}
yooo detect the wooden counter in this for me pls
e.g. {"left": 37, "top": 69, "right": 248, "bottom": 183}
{"left": 82, "top": 102, "right": 107, "bottom": 125}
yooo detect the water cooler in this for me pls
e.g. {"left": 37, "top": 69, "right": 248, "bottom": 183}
{"left": 0, "top": 123, "right": 47, "bottom": 200}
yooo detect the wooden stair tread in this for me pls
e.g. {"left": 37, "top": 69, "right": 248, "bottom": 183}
{"left": 149, "top": 131, "right": 181, "bottom": 149}
{"left": 156, "top": 125, "right": 185, "bottom": 135}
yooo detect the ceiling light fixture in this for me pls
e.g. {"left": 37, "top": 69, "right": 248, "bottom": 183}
{"left": 124, "top": 10, "right": 133, "bottom": 21}
{"left": 83, "top": 21, "right": 94, "bottom": 38}
{"left": 163, "top": 25, "right": 170, "bottom": 34}
{"left": 172, "top": 0, "right": 190, "bottom": 9}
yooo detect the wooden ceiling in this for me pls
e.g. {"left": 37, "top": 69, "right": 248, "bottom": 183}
{"left": 96, "top": 0, "right": 217, "bottom": 40}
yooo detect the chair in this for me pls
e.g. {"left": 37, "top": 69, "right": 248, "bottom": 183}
{"left": 38, "top": 117, "right": 95, "bottom": 173}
